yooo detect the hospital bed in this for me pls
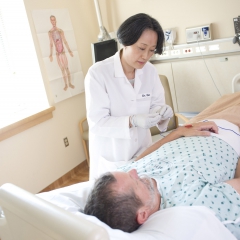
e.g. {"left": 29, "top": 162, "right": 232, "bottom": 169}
{"left": 0, "top": 180, "right": 238, "bottom": 240}
{"left": 1, "top": 118, "right": 240, "bottom": 240}
{"left": 1, "top": 78, "right": 240, "bottom": 240}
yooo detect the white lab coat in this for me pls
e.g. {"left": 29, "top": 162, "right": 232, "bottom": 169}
{"left": 85, "top": 51, "right": 168, "bottom": 180}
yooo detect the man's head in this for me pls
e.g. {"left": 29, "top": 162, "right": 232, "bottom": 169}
{"left": 50, "top": 15, "right": 56, "bottom": 27}
{"left": 84, "top": 169, "right": 160, "bottom": 233}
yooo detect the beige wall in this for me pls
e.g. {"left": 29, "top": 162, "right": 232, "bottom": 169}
{"left": 0, "top": 0, "right": 239, "bottom": 193}
{"left": 102, "top": 0, "right": 240, "bottom": 44}
{"left": 0, "top": 0, "right": 100, "bottom": 193}
{"left": 100, "top": 0, "right": 240, "bottom": 111}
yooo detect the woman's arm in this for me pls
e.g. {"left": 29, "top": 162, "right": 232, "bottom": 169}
{"left": 136, "top": 121, "right": 218, "bottom": 160}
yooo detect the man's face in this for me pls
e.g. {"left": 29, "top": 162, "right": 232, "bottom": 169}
{"left": 50, "top": 16, "right": 56, "bottom": 27}
{"left": 112, "top": 169, "right": 159, "bottom": 209}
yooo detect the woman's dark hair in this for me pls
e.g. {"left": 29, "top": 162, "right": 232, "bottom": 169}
{"left": 117, "top": 13, "right": 164, "bottom": 54}
{"left": 84, "top": 172, "right": 143, "bottom": 233}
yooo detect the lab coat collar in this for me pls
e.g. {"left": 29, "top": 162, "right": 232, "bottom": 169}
{"left": 114, "top": 50, "right": 143, "bottom": 78}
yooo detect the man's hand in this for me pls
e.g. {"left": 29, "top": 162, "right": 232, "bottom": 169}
{"left": 130, "top": 113, "right": 162, "bottom": 129}
{"left": 178, "top": 121, "right": 219, "bottom": 137}
{"left": 49, "top": 55, "right": 53, "bottom": 62}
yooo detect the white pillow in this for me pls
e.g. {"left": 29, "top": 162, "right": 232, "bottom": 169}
{"left": 38, "top": 180, "right": 94, "bottom": 212}
{"left": 38, "top": 181, "right": 236, "bottom": 240}
{"left": 207, "top": 119, "right": 240, "bottom": 155}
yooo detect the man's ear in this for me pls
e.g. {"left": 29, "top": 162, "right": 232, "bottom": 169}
{"left": 136, "top": 207, "right": 150, "bottom": 224}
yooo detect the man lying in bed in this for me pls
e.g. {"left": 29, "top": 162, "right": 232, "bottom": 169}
{"left": 84, "top": 93, "right": 240, "bottom": 239}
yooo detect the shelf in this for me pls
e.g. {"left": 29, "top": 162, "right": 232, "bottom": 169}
{"left": 151, "top": 37, "right": 240, "bottom": 63}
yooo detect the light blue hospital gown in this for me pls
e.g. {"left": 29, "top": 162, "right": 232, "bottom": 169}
{"left": 118, "top": 136, "right": 240, "bottom": 238}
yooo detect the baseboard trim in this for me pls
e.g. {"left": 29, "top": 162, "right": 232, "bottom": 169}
{"left": 39, "top": 160, "right": 89, "bottom": 193}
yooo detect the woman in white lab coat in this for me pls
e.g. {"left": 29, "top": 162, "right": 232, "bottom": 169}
{"left": 85, "top": 13, "right": 173, "bottom": 180}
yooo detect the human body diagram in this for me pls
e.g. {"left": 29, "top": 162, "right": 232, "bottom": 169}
{"left": 48, "top": 15, "right": 75, "bottom": 91}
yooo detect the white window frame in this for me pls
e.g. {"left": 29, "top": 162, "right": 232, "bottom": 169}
{"left": 0, "top": 0, "right": 54, "bottom": 141}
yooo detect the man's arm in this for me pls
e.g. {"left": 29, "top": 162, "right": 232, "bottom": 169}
{"left": 136, "top": 121, "right": 219, "bottom": 160}
{"left": 225, "top": 177, "right": 240, "bottom": 194}
{"left": 234, "top": 158, "right": 240, "bottom": 178}
{"left": 60, "top": 29, "right": 73, "bottom": 57}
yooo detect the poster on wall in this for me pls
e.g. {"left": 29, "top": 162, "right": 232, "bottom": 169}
{"left": 32, "top": 9, "right": 84, "bottom": 103}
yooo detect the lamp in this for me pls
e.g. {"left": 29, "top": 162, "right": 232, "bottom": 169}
{"left": 93, "top": 0, "right": 111, "bottom": 42}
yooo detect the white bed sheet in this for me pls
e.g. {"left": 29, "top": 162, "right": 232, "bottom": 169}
{"left": 206, "top": 119, "right": 240, "bottom": 155}
{"left": 38, "top": 181, "right": 237, "bottom": 240}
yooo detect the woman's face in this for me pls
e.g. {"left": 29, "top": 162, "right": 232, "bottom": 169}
{"left": 122, "top": 29, "right": 157, "bottom": 70}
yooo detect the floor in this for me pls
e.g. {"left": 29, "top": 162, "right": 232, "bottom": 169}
{"left": 60, "top": 165, "right": 89, "bottom": 188}
{"left": 39, "top": 161, "right": 90, "bottom": 193}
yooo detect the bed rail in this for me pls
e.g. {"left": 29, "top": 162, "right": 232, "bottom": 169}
{"left": 0, "top": 183, "right": 109, "bottom": 240}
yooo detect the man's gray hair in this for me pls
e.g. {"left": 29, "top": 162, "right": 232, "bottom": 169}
{"left": 84, "top": 172, "right": 143, "bottom": 233}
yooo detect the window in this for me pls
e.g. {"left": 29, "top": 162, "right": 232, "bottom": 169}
{"left": 0, "top": 0, "right": 53, "bottom": 140}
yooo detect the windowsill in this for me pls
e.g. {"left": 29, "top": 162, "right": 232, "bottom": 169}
{"left": 0, "top": 106, "right": 55, "bottom": 142}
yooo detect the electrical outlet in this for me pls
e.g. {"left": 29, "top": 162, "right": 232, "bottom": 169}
{"left": 153, "top": 51, "right": 169, "bottom": 60}
{"left": 183, "top": 48, "right": 193, "bottom": 54}
{"left": 195, "top": 46, "right": 206, "bottom": 52}
{"left": 162, "top": 51, "right": 169, "bottom": 57}
{"left": 209, "top": 44, "right": 219, "bottom": 51}
{"left": 171, "top": 49, "right": 180, "bottom": 55}
{"left": 219, "top": 57, "right": 228, "bottom": 62}
{"left": 63, "top": 137, "right": 69, "bottom": 147}
{"left": 186, "top": 24, "right": 212, "bottom": 43}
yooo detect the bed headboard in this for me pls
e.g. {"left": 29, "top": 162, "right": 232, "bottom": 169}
{"left": 232, "top": 73, "right": 240, "bottom": 93}
{"left": 0, "top": 183, "right": 109, "bottom": 240}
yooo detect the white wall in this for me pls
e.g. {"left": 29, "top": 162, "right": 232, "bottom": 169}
{"left": 0, "top": 0, "right": 100, "bottom": 193}
{"left": 0, "top": 0, "right": 239, "bottom": 193}
{"left": 154, "top": 54, "right": 240, "bottom": 112}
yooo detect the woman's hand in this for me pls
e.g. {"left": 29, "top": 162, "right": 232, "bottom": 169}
{"left": 177, "top": 121, "right": 218, "bottom": 137}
